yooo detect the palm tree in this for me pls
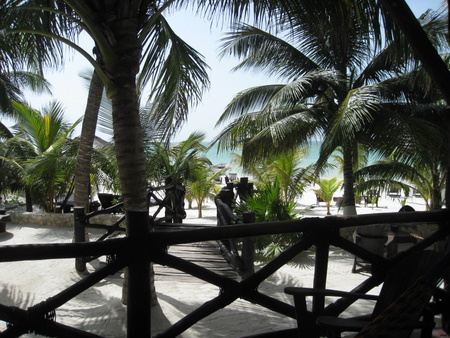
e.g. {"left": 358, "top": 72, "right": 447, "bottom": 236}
{"left": 213, "top": 5, "right": 448, "bottom": 216}
{"left": 186, "top": 166, "right": 224, "bottom": 218}
{"left": 3, "top": 100, "right": 80, "bottom": 211}
{"left": 355, "top": 140, "right": 448, "bottom": 211}
{"left": 232, "top": 149, "right": 315, "bottom": 204}
{"left": 312, "top": 177, "right": 343, "bottom": 215}
{"left": 265, "top": 148, "right": 314, "bottom": 203}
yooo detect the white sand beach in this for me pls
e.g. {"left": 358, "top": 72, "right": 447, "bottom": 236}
{"left": 0, "top": 191, "right": 443, "bottom": 337}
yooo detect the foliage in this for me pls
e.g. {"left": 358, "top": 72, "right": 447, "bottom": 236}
{"left": 0, "top": 2, "right": 55, "bottom": 134}
{"left": 144, "top": 132, "right": 213, "bottom": 221}
{"left": 234, "top": 178, "right": 301, "bottom": 261}
{"left": 227, "top": 149, "right": 314, "bottom": 259}
{"left": 1, "top": 101, "right": 80, "bottom": 211}
{"left": 354, "top": 98, "right": 449, "bottom": 211}
{"left": 90, "top": 142, "right": 121, "bottom": 194}
{"left": 232, "top": 148, "right": 315, "bottom": 203}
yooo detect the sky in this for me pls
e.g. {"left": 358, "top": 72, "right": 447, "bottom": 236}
{"left": 19, "top": 0, "right": 445, "bottom": 142}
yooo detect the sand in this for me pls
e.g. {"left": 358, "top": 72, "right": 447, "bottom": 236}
{"left": 0, "top": 191, "right": 436, "bottom": 337}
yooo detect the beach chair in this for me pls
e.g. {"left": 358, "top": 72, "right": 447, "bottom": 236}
{"left": 352, "top": 224, "right": 388, "bottom": 273}
{"left": 285, "top": 250, "right": 449, "bottom": 338}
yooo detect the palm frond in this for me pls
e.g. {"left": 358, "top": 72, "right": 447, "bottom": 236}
{"left": 141, "top": 15, "right": 210, "bottom": 141}
{"left": 219, "top": 23, "right": 318, "bottom": 80}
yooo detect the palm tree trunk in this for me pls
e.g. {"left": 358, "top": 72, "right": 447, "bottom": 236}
{"left": 342, "top": 144, "right": 357, "bottom": 215}
{"left": 74, "top": 70, "right": 104, "bottom": 211}
{"left": 198, "top": 200, "right": 203, "bottom": 218}
{"left": 25, "top": 187, "right": 32, "bottom": 212}
{"left": 106, "top": 17, "right": 156, "bottom": 307}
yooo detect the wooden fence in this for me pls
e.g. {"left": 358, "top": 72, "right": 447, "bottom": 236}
{"left": 0, "top": 202, "right": 449, "bottom": 336}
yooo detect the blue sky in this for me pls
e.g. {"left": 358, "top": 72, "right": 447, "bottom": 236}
{"left": 21, "top": 0, "right": 445, "bottom": 142}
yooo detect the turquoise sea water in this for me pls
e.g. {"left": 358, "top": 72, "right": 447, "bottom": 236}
{"left": 205, "top": 140, "right": 345, "bottom": 179}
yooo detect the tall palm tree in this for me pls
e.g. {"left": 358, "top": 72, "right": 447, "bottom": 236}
{"left": 73, "top": 70, "right": 104, "bottom": 211}
{"left": 213, "top": 5, "right": 447, "bottom": 215}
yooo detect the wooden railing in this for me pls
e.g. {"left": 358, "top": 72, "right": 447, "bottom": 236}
{"left": 0, "top": 204, "right": 449, "bottom": 336}
{"left": 73, "top": 183, "right": 187, "bottom": 272}
{"left": 151, "top": 210, "right": 450, "bottom": 337}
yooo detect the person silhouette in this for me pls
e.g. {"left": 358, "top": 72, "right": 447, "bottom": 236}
{"left": 398, "top": 205, "right": 415, "bottom": 212}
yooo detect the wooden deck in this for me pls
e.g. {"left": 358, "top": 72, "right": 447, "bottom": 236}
{"left": 154, "top": 241, "right": 239, "bottom": 282}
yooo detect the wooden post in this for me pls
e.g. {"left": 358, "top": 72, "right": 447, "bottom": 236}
{"left": 242, "top": 212, "right": 255, "bottom": 278}
{"left": 0, "top": 208, "right": 10, "bottom": 233}
{"left": 73, "top": 206, "right": 86, "bottom": 272}
{"left": 126, "top": 209, "right": 151, "bottom": 338}
{"left": 312, "top": 237, "right": 330, "bottom": 315}
{"left": 237, "top": 177, "right": 253, "bottom": 202}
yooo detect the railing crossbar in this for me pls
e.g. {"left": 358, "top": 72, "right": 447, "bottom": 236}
{"left": 150, "top": 210, "right": 449, "bottom": 246}
{"left": 33, "top": 258, "right": 126, "bottom": 314}
{"left": 0, "top": 238, "right": 126, "bottom": 263}
{"left": 155, "top": 292, "right": 235, "bottom": 338}
{"left": 244, "top": 232, "right": 317, "bottom": 289}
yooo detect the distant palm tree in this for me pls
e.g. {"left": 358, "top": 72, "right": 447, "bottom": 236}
{"left": 266, "top": 148, "right": 315, "bottom": 203}
{"left": 187, "top": 166, "right": 224, "bottom": 218}
{"left": 146, "top": 132, "right": 211, "bottom": 222}
{"left": 312, "top": 177, "right": 343, "bottom": 215}
{"left": 355, "top": 155, "right": 447, "bottom": 211}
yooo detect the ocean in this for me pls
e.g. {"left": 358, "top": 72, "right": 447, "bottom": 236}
{"left": 205, "top": 140, "right": 344, "bottom": 179}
